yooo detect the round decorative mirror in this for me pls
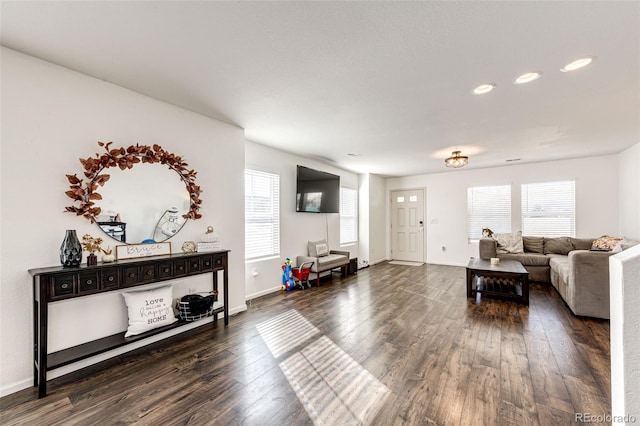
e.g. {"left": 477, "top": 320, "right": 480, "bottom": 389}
{"left": 93, "top": 164, "right": 191, "bottom": 243}
{"left": 65, "top": 142, "right": 202, "bottom": 244}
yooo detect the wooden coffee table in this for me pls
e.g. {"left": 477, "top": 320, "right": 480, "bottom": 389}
{"left": 466, "top": 258, "right": 529, "bottom": 304}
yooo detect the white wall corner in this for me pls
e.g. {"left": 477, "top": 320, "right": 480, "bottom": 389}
{"left": 609, "top": 244, "right": 640, "bottom": 422}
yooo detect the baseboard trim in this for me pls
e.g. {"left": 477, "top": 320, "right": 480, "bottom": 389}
{"left": 0, "top": 378, "right": 32, "bottom": 398}
{"left": 426, "top": 260, "right": 468, "bottom": 267}
{"left": 246, "top": 285, "right": 282, "bottom": 301}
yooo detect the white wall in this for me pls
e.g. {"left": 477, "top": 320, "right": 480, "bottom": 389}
{"left": 358, "top": 174, "right": 371, "bottom": 266}
{"left": 0, "top": 47, "right": 246, "bottom": 396}
{"left": 386, "top": 156, "right": 620, "bottom": 266}
{"left": 244, "top": 141, "right": 359, "bottom": 299}
{"left": 358, "top": 173, "right": 386, "bottom": 266}
{"left": 618, "top": 143, "right": 640, "bottom": 240}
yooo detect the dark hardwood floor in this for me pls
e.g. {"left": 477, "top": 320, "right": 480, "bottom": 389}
{"left": 1, "top": 263, "right": 611, "bottom": 425}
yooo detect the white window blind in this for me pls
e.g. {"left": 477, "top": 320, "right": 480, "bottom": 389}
{"left": 245, "top": 169, "right": 280, "bottom": 260}
{"left": 521, "top": 180, "right": 575, "bottom": 237}
{"left": 340, "top": 187, "right": 358, "bottom": 245}
{"left": 467, "top": 185, "right": 511, "bottom": 240}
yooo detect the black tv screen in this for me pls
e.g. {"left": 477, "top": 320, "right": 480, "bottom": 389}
{"left": 296, "top": 165, "right": 340, "bottom": 213}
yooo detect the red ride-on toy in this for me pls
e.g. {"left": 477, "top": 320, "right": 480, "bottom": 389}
{"left": 292, "top": 261, "right": 314, "bottom": 289}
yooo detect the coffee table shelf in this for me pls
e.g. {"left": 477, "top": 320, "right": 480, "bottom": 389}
{"left": 466, "top": 258, "right": 529, "bottom": 304}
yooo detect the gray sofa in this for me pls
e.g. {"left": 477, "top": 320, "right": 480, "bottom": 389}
{"left": 479, "top": 236, "right": 612, "bottom": 319}
{"left": 297, "top": 239, "right": 350, "bottom": 286}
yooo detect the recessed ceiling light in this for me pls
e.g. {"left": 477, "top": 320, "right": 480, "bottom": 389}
{"left": 473, "top": 84, "right": 496, "bottom": 95}
{"left": 560, "top": 57, "right": 593, "bottom": 72}
{"left": 346, "top": 153, "right": 360, "bottom": 157}
{"left": 514, "top": 72, "right": 542, "bottom": 84}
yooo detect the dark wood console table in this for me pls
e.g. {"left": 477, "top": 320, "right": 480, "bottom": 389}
{"left": 29, "top": 250, "right": 229, "bottom": 398}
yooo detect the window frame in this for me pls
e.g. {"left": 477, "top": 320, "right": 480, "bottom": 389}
{"left": 244, "top": 169, "right": 280, "bottom": 261}
{"left": 467, "top": 184, "right": 512, "bottom": 241}
{"left": 521, "top": 180, "right": 576, "bottom": 237}
{"left": 340, "top": 186, "right": 358, "bottom": 246}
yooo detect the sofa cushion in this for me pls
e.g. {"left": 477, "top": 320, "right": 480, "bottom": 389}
{"left": 308, "top": 239, "right": 329, "bottom": 257}
{"left": 522, "top": 236, "right": 544, "bottom": 254}
{"left": 494, "top": 232, "right": 524, "bottom": 254}
{"left": 544, "top": 237, "right": 573, "bottom": 255}
{"left": 549, "top": 256, "right": 570, "bottom": 283}
{"left": 498, "top": 253, "right": 550, "bottom": 267}
{"left": 571, "top": 238, "right": 594, "bottom": 251}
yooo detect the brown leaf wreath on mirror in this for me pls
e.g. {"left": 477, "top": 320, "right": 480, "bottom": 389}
{"left": 65, "top": 141, "right": 203, "bottom": 223}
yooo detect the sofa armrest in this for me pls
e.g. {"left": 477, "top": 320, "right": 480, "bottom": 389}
{"left": 568, "top": 250, "right": 613, "bottom": 318}
{"left": 479, "top": 238, "right": 497, "bottom": 259}
{"left": 330, "top": 250, "right": 350, "bottom": 259}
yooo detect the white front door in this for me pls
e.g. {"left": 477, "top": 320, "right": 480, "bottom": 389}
{"left": 390, "top": 189, "right": 425, "bottom": 262}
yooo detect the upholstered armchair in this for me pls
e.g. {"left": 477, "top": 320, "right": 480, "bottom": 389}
{"left": 296, "top": 239, "right": 350, "bottom": 286}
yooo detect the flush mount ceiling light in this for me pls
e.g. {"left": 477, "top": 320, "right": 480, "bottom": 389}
{"left": 514, "top": 72, "right": 542, "bottom": 84}
{"left": 473, "top": 84, "right": 496, "bottom": 95}
{"left": 444, "top": 151, "right": 469, "bottom": 168}
{"left": 561, "top": 57, "right": 593, "bottom": 72}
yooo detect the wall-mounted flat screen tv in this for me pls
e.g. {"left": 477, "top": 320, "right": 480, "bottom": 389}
{"left": 296, "top": 165, "right": 340, "bottom": 213}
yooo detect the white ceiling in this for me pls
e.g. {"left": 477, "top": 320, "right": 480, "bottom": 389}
{"left": 2, "top": 1, "right": 639, "bottom": 177}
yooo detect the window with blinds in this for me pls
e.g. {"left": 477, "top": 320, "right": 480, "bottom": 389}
{"left": 340, "top": 187, "right": 358, "bottom": 245}
{"left": 245, "top": 169, "right": 280, "bottom": 260}
{"left": 521, "top": 180, "right": 575, "bottom": 237}
{"left": 467, "top": 185, "right": 511, "bottom": 240}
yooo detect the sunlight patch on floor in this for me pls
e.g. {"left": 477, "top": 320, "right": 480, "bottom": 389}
{"left": 280, "top": 336, "right": 390, "bottom": 425}
{"left": 258, "top": 310, "right": 390, "bottom": 425}
{"left": 256, "top": 309, "right": 320, "bottom": 358}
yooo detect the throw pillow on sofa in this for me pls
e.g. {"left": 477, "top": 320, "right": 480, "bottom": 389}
{"left": 571, "top": 238, "right": 595, "bottom": 251}
{"left": 522, "top": 236, "right": 544, "bottom": 253}
{"left": 544, "top": 237, "right": 574, "bottom": 255}
{"left": 591, "top": 236, "right": 623, "bottom": 251}
{"left": 494, "top": 232, "right": 524, "bottom": 254}
{"left": 308, "top": 239, "right": 329, "bottom": 257}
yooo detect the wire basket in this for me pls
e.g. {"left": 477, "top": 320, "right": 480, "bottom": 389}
{"left": 176, "top": 292, "right": 219, "bottom": 322}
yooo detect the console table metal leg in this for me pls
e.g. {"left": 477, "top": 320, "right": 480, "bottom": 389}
{"left": 223, "top": 267, "right": 229, "bottom": 326}
{"left": 37, "top": 278, "right": 48, "bottom": 397}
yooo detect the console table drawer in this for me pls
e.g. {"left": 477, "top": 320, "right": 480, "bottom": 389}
{"left": 122, "top": 264, "right": 158, "bottom": 286}
{"left": 188, "top": 258, "right": 201, "bottom": 273}
{"left": 213, "top": 254, "right": 224, "bottom": 269}
{"left": 174, "top": 260, "right": 188, "bottom": 276}
{"left": 141, "top": 264, "right": 156, "bottom": 282}
{"left": 78, "top": 272, "right": 100, "bottom": 294}
{"left": 201, "top": 255, "right": 214, "bottom": 271}
{"left": 51, "top": 274, "right": 76, "bottom": 299}
{"left": 158, "top": 262, "right": 173, "bottom": 279}
{"left": 101, "top": 269, "right": 120, "bottom": 289}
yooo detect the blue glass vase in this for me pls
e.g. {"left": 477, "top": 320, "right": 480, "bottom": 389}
{"left": 60, "top": 230, "right": 82, "bottom": 267}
